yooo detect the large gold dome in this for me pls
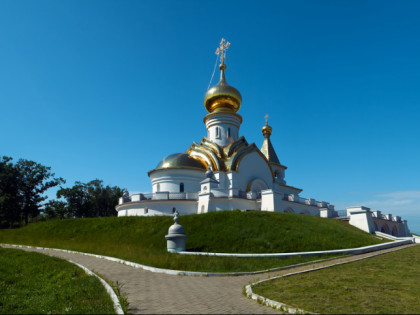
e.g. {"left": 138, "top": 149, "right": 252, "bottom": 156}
{"left": 153, "top": 153, "right": 207, "bottom": 171}
{"left": 204, "top": 65, "right": 242, "bottom": 113}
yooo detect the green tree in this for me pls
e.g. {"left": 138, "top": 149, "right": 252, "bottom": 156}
{"left": 57, "top": 179, "right": 125, "bottom": 218}
{"left": 16, "top": 159, "right": 65, "bottom": 225}
{"left": 0, "top": 157, "right": 21, "bottom": 227}
{"left": 43, "top": 200, "right": 68, "bottom": 219}
{"left": 0, "top": 156, "right": 64, "bottom": 227}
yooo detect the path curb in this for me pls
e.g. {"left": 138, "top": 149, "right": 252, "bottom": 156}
{"left": 0, "top": 245, "right": 124, "bottom": 314}
{"left": 70, "top": 260, "right": 125, "bottom": 314}
{"left": 0, "top": 243, "right": 340, "bottom": 277}
{"left": 0, "top": 239, "right": 413, "bottom": 277}
{"left": 179, "top": 238, "right": 413, "bottom": 257}
{"left": 245, "top": 244, "right": 417, "bottom": 313}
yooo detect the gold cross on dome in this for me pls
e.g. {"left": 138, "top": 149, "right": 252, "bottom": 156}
{"left": 215, "top": 38, "right": 230, "bottom": 66}
{"left": 265, "top": 114, "right": 269, "bottom": 125}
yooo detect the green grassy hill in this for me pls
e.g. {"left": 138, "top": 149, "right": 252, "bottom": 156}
{"left": 0, "top": 211, "right": 385, "bottom": 272}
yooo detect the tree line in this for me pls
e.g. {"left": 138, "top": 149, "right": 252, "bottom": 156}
{"left": 0, "top": 156, "right": 127, "bottom": 228}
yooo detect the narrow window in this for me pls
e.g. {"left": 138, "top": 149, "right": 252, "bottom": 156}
{"left": 228, "top": 128, "right": 231, "bottom": 138}
{"left": 180, "top": 182, "right": 184, "bottom": 193}
{"left": 216, "top": 127, "right": 219, "bottom": 138}
{"left": 156, "top": 183, "right": 160, "bottom": 192}
{"left": 144, "top": 208, "right": 148, "bottom": 214}
{"left": 172, "top": 207, "right": 176, "bottom": 214}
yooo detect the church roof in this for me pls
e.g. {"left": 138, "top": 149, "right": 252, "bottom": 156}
{"left": 148, "top": 153, "right": 208, "bottom": 176}
{"left": 260, "top": 121, "right": 281, "bottom": 165}
{"left": 260, "top": 135, "right": 281, "bottom": 165}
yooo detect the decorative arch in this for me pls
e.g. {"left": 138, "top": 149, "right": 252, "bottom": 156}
{"left": 381, "top": 223, "right": 390, "bottom": 234}
{"left": 246, "top": 178, "right": 269, "bottom": 192}
{"left": 392, "top": 225, "right": 398, "bottom": 237}
{"left": 374, "top": 221, "right": 379, "bottom": 231}
{"left": 228, "top": 144, "right": 275, "bottom": 180}
{"left": 284, "top": 207, "right": 295, "bottom": 213}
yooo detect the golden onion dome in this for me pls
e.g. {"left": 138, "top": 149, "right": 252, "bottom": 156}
{"left": 262, "top": 124, "right": 272, "bottom": 136}
{"left": 204, "top": 64, "right": 242, "bottom": 114}
{"left": 154, "top": 153, "right": 207, "bottom": 171}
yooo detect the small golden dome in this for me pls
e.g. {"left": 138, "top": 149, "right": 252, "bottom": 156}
{"left": 204, "top": 65, "right": 242, "bottom": 113}
{"left": 262, "top": 124, "right": 272, "bottom": 136}
{"left": 155, "top": 153, "right": 207, "bottom": 171}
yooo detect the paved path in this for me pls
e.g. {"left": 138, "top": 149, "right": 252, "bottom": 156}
{"left": 2, "top": 244, "right": 416, "bottom": 314}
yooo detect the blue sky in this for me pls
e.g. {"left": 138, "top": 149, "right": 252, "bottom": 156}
{"left": 1, "top": 0, "right": 419, "bottom": 233}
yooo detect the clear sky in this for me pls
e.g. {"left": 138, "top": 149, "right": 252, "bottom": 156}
{"left": 1, "top": 0, "right": 419, "bottom": 233}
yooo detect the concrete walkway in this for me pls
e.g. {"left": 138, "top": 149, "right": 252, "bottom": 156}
{"left": 1, "top": 244, "right": 416, "bottom": 314}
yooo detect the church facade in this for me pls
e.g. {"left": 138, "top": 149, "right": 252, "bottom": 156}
{"left": 115, "top": 40, "right": 412, "bottom": 239}
{"left": 116, "top": 39, "right": 336, "bottom": 218}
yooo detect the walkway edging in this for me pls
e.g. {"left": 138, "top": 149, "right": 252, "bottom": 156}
{"left": 70, "top": 260, "right": 124, "bottom": 315}
{"left": 0, "top": 239, "right": 412, "bottom": 277}
{"left": 245, "top": 285, "right": 310, "bottom": 314}
{"left": 179, "top": 238, "right": 413, "bottom": 257}
{"left": 0, "top": 243, "right": 341, "bottom": 277}
{"left": 245, "top": 244, "right": 417, "bottom": 314}
{"left": 0, "top": 245, "right": 124, "bottom": 314}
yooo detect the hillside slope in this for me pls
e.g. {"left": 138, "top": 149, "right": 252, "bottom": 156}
{"left": 0, "top": 211, "right": 385, "bottom": 272}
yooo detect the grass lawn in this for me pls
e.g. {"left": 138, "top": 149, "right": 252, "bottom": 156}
{"left": 253, "top": 245, "right": 420, "bottom": 314}
{"left": 0, "top": 248, "right": 115, "bottom": 314}
{"left": 0, "top": 211, "right": 385, "bottom": 272}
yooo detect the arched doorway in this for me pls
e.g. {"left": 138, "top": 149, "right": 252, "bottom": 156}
{"left": 381, "top": 223, "right": 390, "bottom": 234}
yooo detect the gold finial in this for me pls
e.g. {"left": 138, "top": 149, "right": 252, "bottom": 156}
{"left": 215, "top": 38, "right": 230, "bottom": 69}
{"left": 262, "top": 114, "right": 272, "bottom": 137}
{"left": 203, "top": 38, "right": 242, "bottom": 114}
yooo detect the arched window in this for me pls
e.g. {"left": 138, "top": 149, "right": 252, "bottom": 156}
{"left": 144, "top": 208, "right": 148, "bottom": 214}
{"left": 156, "top": 183, "right": 160, "bottom": 192}
{"left": 172, "top": 207, "right": 176, "bottom": 214}
{"left": 216, "top": 127, "right": 220, "bottom": 138}
{"left": 180, "top": 182, "right": 184, "bottom": 193}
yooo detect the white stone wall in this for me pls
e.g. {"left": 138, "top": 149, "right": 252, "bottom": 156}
{"left": 206, "top": 198, "right": 259, "bottom": 212}
{"left": 235, "top": 151, "right": 273, "bottom": 191}
{"left": 117, "top": 200, "right": 198, "bottom": 217}
{"left": 150, "top": 169, "right": 205, "bottom": 193}
{"left": 204, "top": 112, "right": 241, "bottom": 147}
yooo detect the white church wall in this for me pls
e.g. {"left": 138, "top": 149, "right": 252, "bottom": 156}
{"left": 348, "top": 207, "right": 375, "bottom": 234}
{"left": 261, "top": 189, "right": 283, "bottom": 211}
{"left": 278, "top": 200, "right": 320, "bottom": 215}
{"left": 205, "top": 112, "right": 241, "bottom": 147}
{"left": 271, "top": 164, "right": 286, "bottom": 184}
{"left": 274, "top": 183, "right": 302, "bottom": 195}
{"left": 117, "top": 200, "right": 198, "bottom": 217}
{"left": 235, "top": 151, "right": 273, "bottom": 192}
{"left": 150, "top": 169, "right": 205, "bottom": 193}
{"left": 207, "top": 198, "right": 259, "bottom": 211}
{"left": 214, "top": 172, "right": 227, "bottom": 189}
{"left": 198, "top": 193, "right": 211, "bottom": 213}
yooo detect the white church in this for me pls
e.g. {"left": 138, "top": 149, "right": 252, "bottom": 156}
{"left": 116, "top": 39, "right": 411, "bottom": 238}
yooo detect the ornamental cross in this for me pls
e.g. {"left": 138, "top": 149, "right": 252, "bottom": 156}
{"left": 215, "top": 38, "right": 230, "bottom": 66}
{"left": 265, "top": 114, "right": 269, "bottom": 125}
